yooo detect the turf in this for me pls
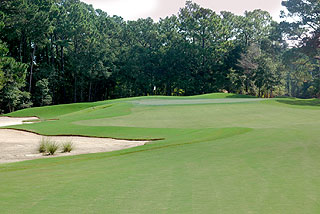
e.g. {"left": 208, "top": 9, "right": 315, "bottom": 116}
{"left": 1, "top": 93, "right": 320, "bottom": 213}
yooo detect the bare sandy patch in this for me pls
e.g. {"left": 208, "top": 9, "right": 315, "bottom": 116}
{"left": 0, "top": 116, "right": 39, "bottom": 127}
{"left": 0, "top": 129, "right": 147, "bottom": 164}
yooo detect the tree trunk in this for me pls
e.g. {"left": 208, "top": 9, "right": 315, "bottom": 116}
{"left": 93, "top": 83, "right": 97, "bottom": 101}
{"left": 29, "top": 44, "right": 36, "bottom": 93}
{"left": 245, "top": 78, "right": 249, "bottom": 94}
{"left": 74, "top": 38, "right": 78, "bottom": 103}
{"left": 60, "top": 45, "right": 66, "bottom": 103}
{"left": 19, "top": 33, "right": 23, "bottom": 62}
{"left": 19, "top": 30, "right": 26, "bottom": 63}
{"left": 60, "top": 46, "right": 64, "bottom": 73}
{"left": 88, "top": 81, "right": 92, "bottom": 102}
{"left": 51, "top": 34, "right": 55, "bottom": 65}
{"left": 74, "top": 76, "right": 77, "bottom": 103}
{"left": 80, "top": 78, "right": 83, "bottom": 102}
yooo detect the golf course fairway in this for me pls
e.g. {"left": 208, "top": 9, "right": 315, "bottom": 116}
{"left": 1, "top": 93, "right": 320, "bottom": 213}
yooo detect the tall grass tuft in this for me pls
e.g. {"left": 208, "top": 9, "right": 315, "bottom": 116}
{"left": 62, "top": 141, "right": 74, "bottom": 153}
{"left": 38, "top": 138, "right": 59, "bottom": 155}
{"left": 46, "top": 141, "right": 59, "bottom": 155}
{"left": 38, "top": 138, "right": 47, "bottom": 153}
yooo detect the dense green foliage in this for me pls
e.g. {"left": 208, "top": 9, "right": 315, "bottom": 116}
{"left": 0, "top": 0, "right": 319, "bottom": 211}
{"left": 2, "top": 0, "right": 313, "bottom": 112}
{"left": 0, "top": 1, "right": 319, "bottom": 211}
{"left": 281, "top": 0, "right": 320, "bottom": 98}
{"left": 0, "top": 41, "right": 30, "bottom": 112}
{"left": 0, "top": 0, "right": 318, "bottom": 104}
{"left": 1, "top": 94, "right": 320, "bottom": 213}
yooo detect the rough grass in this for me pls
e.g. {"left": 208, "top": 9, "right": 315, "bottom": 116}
{"left": 46, "top": 141, "right": 59, "bottom": 155}
{"left": 1, "top": 93, "right": 320, "bottom": 213}
{"left": 38, "top": 138, "right": 59, "bottom": 155}
{"left": 62, "top": 141, "right": 73, "bottom": 153}
{"left": 38, "top": 138, "right": 47, "bottom": 153}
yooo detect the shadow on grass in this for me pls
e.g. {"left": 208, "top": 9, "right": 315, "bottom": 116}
{"left": 276, "top": 99, "right": 320, "bottom": 107}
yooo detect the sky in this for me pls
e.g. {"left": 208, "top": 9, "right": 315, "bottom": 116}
{"left": 81, "top": 0, "right": 285, "bottom": 22}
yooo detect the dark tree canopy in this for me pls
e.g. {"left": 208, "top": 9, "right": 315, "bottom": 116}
{"left": 0, "top": 0, "right": 318, "bottom": 112}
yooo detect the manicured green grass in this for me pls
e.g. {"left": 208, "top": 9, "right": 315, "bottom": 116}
{"left": 6, "top": 102, "right": 103, "bottom": 119}
{"left": 1, "top": 93, "right": 320, "bottom": 213}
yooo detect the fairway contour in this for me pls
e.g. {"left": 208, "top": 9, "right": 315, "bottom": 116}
{"left": 1, "top": 94, "right": 320, "bottom": 213}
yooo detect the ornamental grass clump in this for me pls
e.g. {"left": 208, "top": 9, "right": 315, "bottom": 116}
{"left": 46, "top": 141, "right": 59, "bottom": 155}
{"left": 62, "top": 141, "right": 74, "bottom": 153}
{"left": 38, "top": 138, "right": 59, "bottom": 155}
{"left": 38, "top": 138, "right": 47, "bottom": 153}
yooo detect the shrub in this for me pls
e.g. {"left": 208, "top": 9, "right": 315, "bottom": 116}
{"left": 62, "top": 141, "right": 73, "bottom": 153}
{"left": 38, "top": 138, "right": 59, "bottom": 155}
{"left": 46, "top": 141, "right": 59, "bottom": 155}
{"left": 38, "top": 138, "right": 47, "bottom": 153}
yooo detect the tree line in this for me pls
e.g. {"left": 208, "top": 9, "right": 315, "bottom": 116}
{"left": 0, "top": 0, "right": 319, "bottom": 112}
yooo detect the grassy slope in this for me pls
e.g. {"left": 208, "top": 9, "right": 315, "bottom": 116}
{"left": 1, "top": 93, "right": 320, "bottom": 213}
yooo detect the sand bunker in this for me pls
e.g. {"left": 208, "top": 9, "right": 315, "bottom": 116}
{"left": 0, "top": 116, "right": 39, "bottom": 127}
{"left": 0, "top": 117, "right": 147, "bottom": 164}
{"left": 0, "top": 129, "right": 147, "bottom": 164}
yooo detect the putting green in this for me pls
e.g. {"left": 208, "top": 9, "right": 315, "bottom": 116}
{"left": 1, "top": 93, "right": 320, "bottom": 213}
{"left": 127, "top": 98, "right": 265, "bottom": 105}
{"left": 74, "top": 100, "right": 320, "bottom": 129}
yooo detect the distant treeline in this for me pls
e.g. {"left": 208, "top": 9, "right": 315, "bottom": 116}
{"left": 0, "top": 0, "right": 319, "bottom": 112}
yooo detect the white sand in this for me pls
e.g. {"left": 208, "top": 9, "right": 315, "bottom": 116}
{"left": 0, "top": 116, "right": 39, "bottom": 127}
{"left": 0, "top": 117, "right": 147, "bottom": 164}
